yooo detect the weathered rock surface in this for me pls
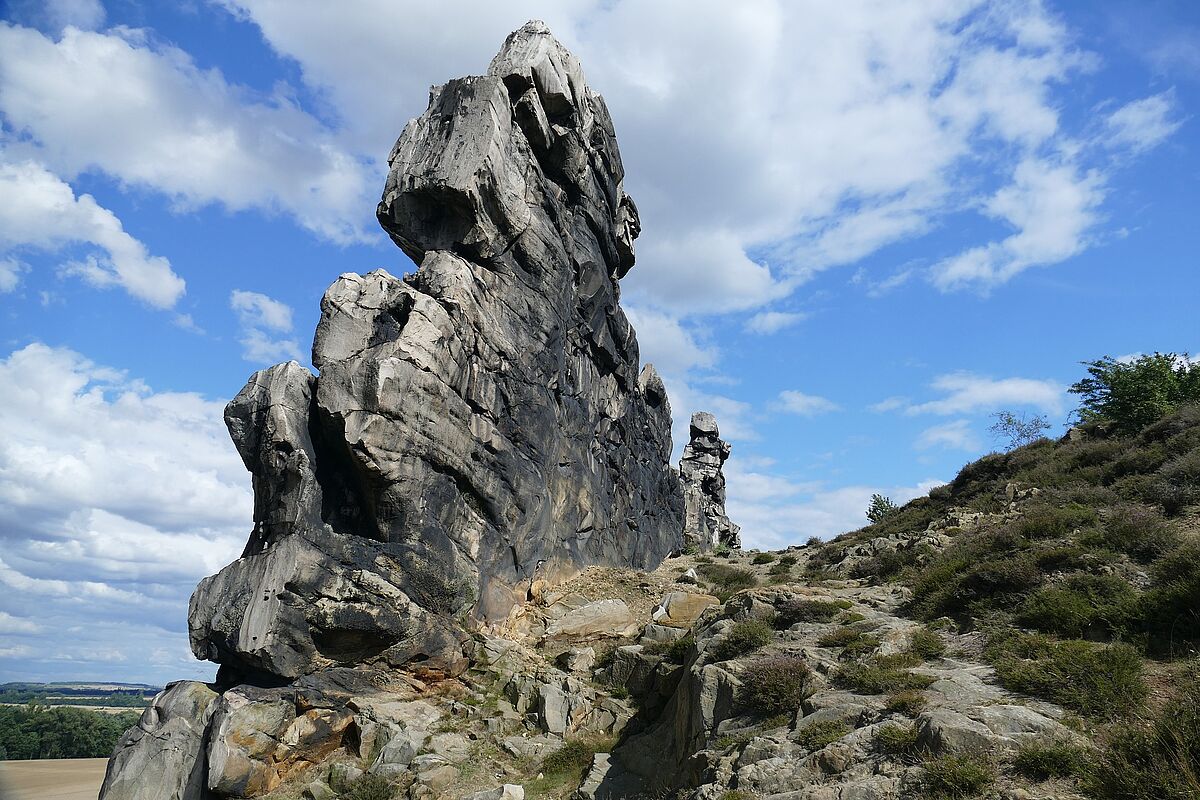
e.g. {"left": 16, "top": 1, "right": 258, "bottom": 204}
{"left": 188, "top": 19, "right": 683, "bottom": 684}
{"left": 99, "top": 681, "right": 219, "bottom": 800}
{"left": 680, "top": 412, "right": 740, "bottom": 551}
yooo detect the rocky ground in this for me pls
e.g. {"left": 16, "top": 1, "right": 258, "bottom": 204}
{"left": 203, "top": 539, "right": 1089, "bottom": 800}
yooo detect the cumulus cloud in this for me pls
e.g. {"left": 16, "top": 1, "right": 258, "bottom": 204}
{"left": 230, "top": 290, "right": 303, "bottom": 364}
{"left": 904, "top": 372, "right": 1065, "bottom": 416}
{"left": 777, "top": 390, "right": 839, "bottom": 417}
{"left": 0, "top": 23, "right": 374, "bottom": 244}
{"left": 1105, "top": 91, "right": 1182, "bottom": 153}
{"left": 724, "top": 455, "right": 943, "bottom": 548}
{"left": 931, "top": 158, "right": 1106, "bottom": 291}
{"left": 212, "top": 0, "right": 1154, "bottom": 313}
{"left": 915, "top": 419, "right": 981, "bottom": 451}
{"left": 0, "top": 156, "right": 185, "bottom": 307}
{"left": 5, "top": 0, "right": 105, "bottom": 32}
{"left": 745, "top": 310, "right": 806, "bottom": 335}
{"left": 0, "top": 344, "right": 249, "bottom": 683}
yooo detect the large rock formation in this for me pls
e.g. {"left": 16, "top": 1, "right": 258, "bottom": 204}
{"left": 679, "top": 412, "right": 740, "bottom": 551}
{"left": 187, "top": 20, "right": 682, "bottom": 684}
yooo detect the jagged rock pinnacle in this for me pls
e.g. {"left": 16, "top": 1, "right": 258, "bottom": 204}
{"left": 680, "top": 411, "right": 741, "bottom": 551}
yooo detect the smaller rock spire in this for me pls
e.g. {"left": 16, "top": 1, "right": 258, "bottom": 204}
{"left": 679, "top": 411, "right": 741, "bottom": 551}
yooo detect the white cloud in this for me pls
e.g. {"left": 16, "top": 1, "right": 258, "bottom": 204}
{"left": 869, "top": 396, "right": 910, "bottom": 413}
{"left": 915, "top": 419, "right": 981, "bottom": 451}
{"left": 625, "top": 306, "right": 716, "bottom": 378}
{"left": 0, "top": 343, "right": 249, "bottom": 683}
{"left": 229, "top": 290, "right": 302, "bottom": 364}
{"left": 6, "top": 0, "right": 105, "bottom": 32}
{"left": 0, "top": 610, "right": 40, "bottom": 634}
{"left": 0, "top": 156, "right": 185, "bottom": 307}
{"left": 777, "top": 390, "right": 839, "bottom": 417}
{"left": 724, "top": 454, "right": 943, "bottom": 548}
{"left": 215, "top": 0, "right": 1115, "bottom": 313}
{"left": 905, "top": 372, "right": 1065, "bottom": 416}
{"left": 745, "top": 310, "right": 806, "bottom": 335}
{"left": 1105, "top": 91, "right": 1182, "bottom": 153}
{"left": 0, "top": 257, "right": 25, "bottom": 292}
{"left": 931, "top": 157, "right": 1105, "bottom": 291}
{"left": 0, "top": 23, "right": 373, "bottom": 244}
{"left": 231, "top": 289, "right": 294, "bottom": 332}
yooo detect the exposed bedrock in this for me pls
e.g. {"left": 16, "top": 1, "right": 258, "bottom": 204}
{"left": 680, "top": 412, "right": 741, "bottom": 551}
{"left": 187, "top": 20, "right": 684, "bottom": 684}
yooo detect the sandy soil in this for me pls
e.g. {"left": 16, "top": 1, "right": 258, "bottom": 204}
{"left": 0, "top": 758, "right": 107, "bottom": 800}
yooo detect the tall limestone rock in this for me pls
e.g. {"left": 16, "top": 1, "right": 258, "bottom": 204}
{"left": 186, "top": 20, "right": 684, "bottom": 685}
{"left": 679, "top": 412, "right": 740, "bottom": 551}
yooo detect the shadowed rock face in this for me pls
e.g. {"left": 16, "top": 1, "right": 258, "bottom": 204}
{"left": 188, "top": 20, "right": 684, "bottom": 683}
{"left": 680, "top": 412, "right": 740, "bottom": 551}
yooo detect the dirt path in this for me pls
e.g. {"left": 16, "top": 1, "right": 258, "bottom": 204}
{"left": 0, "top": 757, "right": 107, "bottom": 800}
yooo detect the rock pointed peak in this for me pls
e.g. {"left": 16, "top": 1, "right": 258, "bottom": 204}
{"left": 680, "top": 411, "right": 740, "bottom": 551}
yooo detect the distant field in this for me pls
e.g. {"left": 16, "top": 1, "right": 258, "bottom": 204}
{"left": 0, "top": 757, "right": 108, "bottom": 800}
{"left": 0, "top": 702, "right": 142, "bottom": 715}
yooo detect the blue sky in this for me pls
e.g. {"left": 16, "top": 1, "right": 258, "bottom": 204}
{"left": 0, "top": 0, "right": 1195, "bottom": 685}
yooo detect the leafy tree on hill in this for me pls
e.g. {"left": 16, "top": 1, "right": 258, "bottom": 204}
{"left": 866, "top": 494, "right": 899, "bottom": 523}
{"left": 1070, "top": 353, "right": 1200, "bottom": 432}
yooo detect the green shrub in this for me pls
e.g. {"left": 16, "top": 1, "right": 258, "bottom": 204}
{"left": 752, "top": 552, "right": 777, "bottom": 565}
{"left": 921, "top": 753, "right": 995, "bottom": 798}
{"left": 908, "top": 628, "right": 946, "bottom": 660}
{"left": 738, "top": 655, "right": 813, "bottom": 715}
{"left": 817, "top": 627, "right": 864, "bottom": 647}
{"left": 644, "top": 634, "right": 694, "bottom": 664}
{"left": 987, "top": 632, "right": 1146, "bottom": 718}
{"left": 778, "top": 555, "right": 798, "bottom": 567}
{"left": 1085, "top": 663, "right": 1200, "bottom": 799}
{"left": 775, "top": 598, "right": 842, "bottom": 627}
{"left": 540, "top": 735, "right": 615, "bottom": 779}
{"left": 711, "top": 618, "right": 773, "bottom": 661}
{"left": 832, "top": 659, "right": 935, "bottom": 695}
{"left": 794, "top": 719, "right": 850, "bottom": 751}
{"left": 1012, "top": 739, "right": 1089, "bottom": 781}
{"left": 1013, "top": 503, "right": 1099, "bottom": 540}
{"left": 884, "top": 690, "right": 927, "bottom": 716}
{"left": 1140, "top": 541, "right": 1200, "bottom": 651}
{"left": 1015, "top": 573, "right": 1138, "bottom": 639}
{"left": 1088, "top": 505, "right": 1180, "bottom": 562}
{"left": 767, "top": 561, "right": 792, "bottom": 576}
{"left": 698, "top": 563, "right": 757, "bottom": 601}
{"left": 875, "top": 721, "right": 920, "bottom": 759}
{"left": 343, "top": 774, "right": 396, "bottom": 800}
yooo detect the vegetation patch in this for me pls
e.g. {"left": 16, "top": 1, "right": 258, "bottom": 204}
{"left": 1084, "top": 661, "right": 1200, "bottom": 800}
{"left": 986, "top": 631, "right": 1146, "bottom": 718}
{"left": 874, "top": 721, "right": 920, "bottom": 760}
{"left": 711, "top": 618, "right": 773, "bottom": 661}
{"left": 884, "top": 690, "right": 927, "bottom": 716}
{"left": 1012, "top": 739, "right": 1089, "bottom": 781}
{"left": 0, "top": 705, "right": 140, "bottom": 760}
{"left": 774, "top": 598, "right": 842, "bottom": 627}
{"left": 832, "top": 659, "right": 935, "bottom": 695}
{"left": 738, "top": 654, "right": 813, "bottom": 716}
{"left": 907, "top": 627, "right": 946, "bottom": 660}
{"left": 751, "top": 552, "right": 777, "bottom": 565}
{"left": 343, "top": 774, "right": 396, "bottom": 800}
{"left": 794, "top": 719, "right": 850, "bottom": 751}
{"left": 698, "top": 563, "right": 757, "bottom": 601}
{"left": 921, "top": 752, "right": 996, "bottom": 799}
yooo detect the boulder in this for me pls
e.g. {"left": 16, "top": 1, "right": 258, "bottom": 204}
{"left": 99, "top": 681, "right": 219, "bottom": 800}
{"left": 652, "top": 591, "right": 719, "bottom": 628}
{"left": 469, "top": 785, "right": 525, "bottom": 800}
{"left": 188, "top": 18, "right": 684, "bottom": 684}
{"left": 544, "top": 599, "right": 638, "bottom": 640}
{"left": 679, "top": 412, "right": 740, "bottom": 550}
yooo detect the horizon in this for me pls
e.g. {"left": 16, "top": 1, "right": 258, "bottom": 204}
{"left": 0, "top": 0, "right": 1197, "bottom": 686}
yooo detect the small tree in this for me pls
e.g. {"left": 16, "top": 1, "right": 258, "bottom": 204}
{"left": 1070, "top": 353, "right": 1200, "bottom": 432}
{"left": 989, "top": 411, "right": 1050, "bottom": 451}
{"left": 866, "top": 494, "right": 898, "bottom": 524}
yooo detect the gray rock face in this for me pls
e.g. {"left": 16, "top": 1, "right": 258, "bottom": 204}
{"left": 99, "top": 681, "right": 219, "bottom": 800}
{"left": 679, "top": 412, "right": 740, "bottom": 551}
{"left": 189, "top": 19, "right": 683, "bottom": 682}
